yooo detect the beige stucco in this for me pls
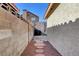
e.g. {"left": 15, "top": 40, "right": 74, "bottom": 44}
{"left": 46, "top": 3, "right": 79, "bottom": 56}
{"left": 47, "top": 3, "right": 79, "bottom": 28}
{"left": 35, "top": 22, "right": 45, "bottom": 33}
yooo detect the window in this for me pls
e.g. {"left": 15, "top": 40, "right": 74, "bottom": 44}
{"left": 31, "top": 17, "right": 36, "bottom": 25}
{"left": 31, "top": 17, "right": 35, "bottom": 22}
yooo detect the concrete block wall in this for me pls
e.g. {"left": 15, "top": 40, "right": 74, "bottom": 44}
{"left": 47, "top": 3, "right": 79, "bottom": 56}
{"left": 0, "top": 7, "right": 34, "bottom": 56}
{"left": 47, "top": 19, "right": 79, "bottom": 56}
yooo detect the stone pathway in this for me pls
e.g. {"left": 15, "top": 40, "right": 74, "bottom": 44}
{"left": 21, "top": 36, "right": 61, "bottom": 56}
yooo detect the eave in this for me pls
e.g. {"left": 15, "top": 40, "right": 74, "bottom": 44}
{"left": 45, "top": 3, "right": 60, "bottom": 19}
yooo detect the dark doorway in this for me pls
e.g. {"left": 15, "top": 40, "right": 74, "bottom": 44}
{"left": 34, "top": 28, "right": 42, "bottom": 36}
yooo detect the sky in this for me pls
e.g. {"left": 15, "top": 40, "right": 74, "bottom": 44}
{"left": 15, "top": 3, "right": 48, "bottom": 22}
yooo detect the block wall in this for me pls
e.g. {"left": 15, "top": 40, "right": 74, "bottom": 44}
{"left": 0, "top": 7, "right": 34, "bottom": 56}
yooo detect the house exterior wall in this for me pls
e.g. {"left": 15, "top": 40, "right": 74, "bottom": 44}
{"left": 35, "top": 22, "right": 45, "bottom": 33}
{"left": 28, "top": 24, "right": 34, "bottom": 43}
{"left": 0, "top": 6, "right": 34, "bottom": 55}
{"left": 47, "top": 3, "right": 79, "bottom": 28}
{"left": 22, "top": 11, "right": 39, "bottom": 26}
{"left": 46, "top": 3, "right": 79, "bottom": 55}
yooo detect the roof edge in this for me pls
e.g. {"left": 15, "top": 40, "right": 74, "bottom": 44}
{"left": 45, "top": 3, "right": 60, "bottom": 19}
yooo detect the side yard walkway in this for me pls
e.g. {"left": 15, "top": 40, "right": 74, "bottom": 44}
{"left": 21, "top": 36, "right": 61, "bottom": 56}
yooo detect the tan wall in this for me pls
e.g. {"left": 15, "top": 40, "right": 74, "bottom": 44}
{"left": 0, "top": 7, "right": 34, "bottom": 56}
{"left": 28, "top": 24, "right": 34, "bottom": 43}
{"left": 47, "top": 4, "right": 79, "bottom": 56}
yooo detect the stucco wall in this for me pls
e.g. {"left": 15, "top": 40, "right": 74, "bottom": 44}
{"left": 35, "top": 22, "right": 45, "bottom": 32}
{"left": 47, "top": 4, "right": 79, "bottom": 56}
{"left": 0, "top": 7, "right": 34, "bottom": 56}
{"left": 47, "top": 3, "right": 79, "bottom": 28}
